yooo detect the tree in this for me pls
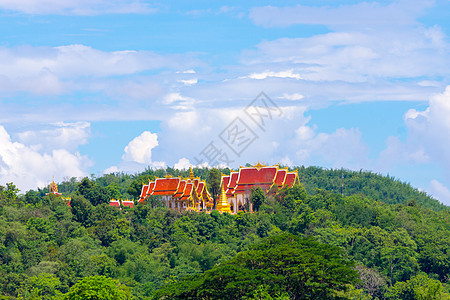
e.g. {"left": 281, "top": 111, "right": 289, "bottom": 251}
{"left": 250, "top": 187, "right": 266, "bottom": 212}
{"left": 64, "top": 275, "right": 131, "bottom": 299}
{"left": 0, "top": 183, "right": 20, "bottom": 206}
{"left": 207, "top": 168, "right": 221, "bottom": 206}
{"left": 385, "top": 273, "right": 450, "bottom": 299}
{"left": 18, "top": 273, "right": 63, "bottom": 300}
{"left": 126, "top": 174, "right": 156, "bottom": 200}
{"left": 154, "top": 233, "right": 358, "bottom": 299}
{"left": 77, "top": 177, "right": 110, "bottom": 206}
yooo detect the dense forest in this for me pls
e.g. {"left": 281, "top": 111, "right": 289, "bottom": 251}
{"left": 0, "top": 166, "right": 448, "bottom": 299}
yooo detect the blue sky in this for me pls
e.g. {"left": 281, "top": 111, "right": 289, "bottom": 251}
{"left": 0, "top": 0, "right": 449, "bottom": 206}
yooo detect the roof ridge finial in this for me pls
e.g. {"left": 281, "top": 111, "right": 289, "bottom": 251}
{"left": 189, "top": 165, "right": 194, "bottom": 180}
{"left": 253, "top": 161, "right": 266, "bottom": 170}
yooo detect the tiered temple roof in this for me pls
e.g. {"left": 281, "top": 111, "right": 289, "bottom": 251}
{"left": 109, "top": 199, "right": 134, "bottom": 208}
{"left": 137, "top": 168, "right": 213, "bottom": 211}
{"left": 221, "top": 164, "right": 299, "bottom": 197}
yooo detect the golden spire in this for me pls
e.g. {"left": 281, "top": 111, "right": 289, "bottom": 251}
{"left": 216, "top": 184, "right": 231, "bottom": 213}
{"left": 189, "top": 165, "right": 194, "bottom": 180}
{"left": 50, "top": 180, "right": 58, "bottom": 194}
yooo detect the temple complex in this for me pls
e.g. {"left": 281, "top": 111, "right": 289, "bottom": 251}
{"left": 221, "top": 163, "right": 299, "bottom": 213}
{"left": 135, "top": 164, "right": 300, "bottom": 214}
{"left": 138, "top": 167, "right": 214, "bottom": 212}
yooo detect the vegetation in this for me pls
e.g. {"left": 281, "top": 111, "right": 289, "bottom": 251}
{"left": 0, "top": 165, "right": 448, "bottom": 299}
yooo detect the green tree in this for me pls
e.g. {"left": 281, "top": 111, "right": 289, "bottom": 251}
{"left": 250, "top": 187, "right": 266, "bottom": 212}
{"left": 154, "top": 233, "right": 358, "bottom": 299}
{"left": 77, "top": 177, "right": 110, "bottom": 206}
{"left": 208, "top": 168, "right": 221, "bottom": 204}
{"left": 18, "top": 273, "right": 63, "bottom": 300}
{"left": 127, "top": 174, "right": 156, "bottom": 200}
{"left": 64, "top": 275, "right": 131, "bottom": 299}
{"left": 385, "top": 273, "right": 450, "bottom": 299}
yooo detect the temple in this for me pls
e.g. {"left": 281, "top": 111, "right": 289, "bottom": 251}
{"left": 221, "top": 163, "right": 299, "bottom": 213}
{"left": 135, "top": 164, "right": 300, "bottom": 214}
{"left": 47, "top": 180, "right": 71, "bottom": 206}
{"left": 109, "top": 199, "right": 134, "bottom": 209}
{"left": 138, "top": 167, "right": 214, "bottom": 212}
{"left": 47, "top": 180, "right": 62, "bottom": 197}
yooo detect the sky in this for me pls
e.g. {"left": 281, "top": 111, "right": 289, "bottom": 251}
{"left": 0, "top": 0, "right": 449, "bottom": 206}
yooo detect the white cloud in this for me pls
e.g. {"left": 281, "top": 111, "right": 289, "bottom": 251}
{"left": 178, "top": 78, "right": 198, "bottom": 86}
{"left": 246, "top": 70, "right": 302, "bottom": 80}
{"left": 429, "top": 179, "right": 450, "bottom": 206}
{"left": 103, "top": 166, "right": 120, "bottom": 174}
{"left": 16, "top": 122, "right": 90, "bottom": 152}
{"left": 0, "top": 0, "right": 157, "bottom": 15}
{"left": 241, "top": 28, "right": 448, "bottom": 84}
{"left": 0, "top": 45, "right": 201, "bottom": 95}
{"left": 375, "top": 86, "right": 450, "bottom": 202}
{"left": 282, "top": 93, "right": 304, "bottom": 101}
{"left": 163, "top": 93, "right": 196, "bottom": 110}
{"left": 0, "top": 126, "right": 90, "bottom": 192}
{"left": 294, "top": 125, "right": 370, "bottom": 169}
{"left": 403, "top": 86, "right": 450, "bottom": 167}
{"left": 122, "top": 131, "right": 159, "bottom": 164}
{"left": 376, "top": 136, "right": 429, "bottom": 172}
{"left": 174, "top": 158, "right": 191, "bottom": 170}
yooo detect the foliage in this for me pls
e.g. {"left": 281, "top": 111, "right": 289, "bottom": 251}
{"left": 64, "top": 275, "right": 131, "bottom": 299}
{"left": 207, "top": 168, "right": 221, "bottom": 205}
{"left": 250, "top": 186, "right": 266, "bottom": 211}
{"left": 154, "top": 234, "right": 358, "bottom": 299}
{"left": 0, "top": 164, "right": 447, "bottom": 299}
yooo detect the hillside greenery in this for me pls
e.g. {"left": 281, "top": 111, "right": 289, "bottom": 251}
{"left": 0, "top": 166, "right": 448, "bottom": 299}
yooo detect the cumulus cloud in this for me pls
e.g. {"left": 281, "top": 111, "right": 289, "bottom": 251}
{"left": 0, "top": 126, "right": 90, "bottom": 192}
{"left": 122, "top": 131, "right": 159, "bottom": 164}
{"left": 403, "top": 86, "right": 450, "bottom": 167}
{"left": 103, "top": 165, "right": 120, "bottom": 174}
{"left": 174, "top": 158, "right": 191, "bottom": 170}
{"left": 0, "top": 0, "right": 157, "bottom": 15}
{"left": 375, "top": 86, "right": 450, "bottom": 204}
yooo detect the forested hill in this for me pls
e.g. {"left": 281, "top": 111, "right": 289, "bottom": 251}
{"left": 0, "top": 165, "right": 449, "bottom": 299}
{"left": 293, "top": 166, "right": 446, "bottom": 211}
{"left": 40, "top": 165, "right": 447, "bottom": 212}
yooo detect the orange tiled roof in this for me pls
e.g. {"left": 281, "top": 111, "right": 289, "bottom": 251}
{"left": 274, "top": 169, "right": 287, "bottom": 186}
{"left": 225, "top": 172, "right": 239, "bottom": 197}
{"left": 152, "top": 178, "right": 180, "bottom": 196}
{"left": 174, "top": 180, "right": 187, "bottom": 198}
{"left": 221, "top": 175, "right": 230, "bottom": 188}
{"left": 234, "top": 166, "right": 278, "bottom": 193}
{"left": 147, "top": 182, "right": 155, "bottom": 195}
{"left": 197, "top": 182, "right": 205, "bottom": 198}
{"left": 284, "top": 172, "right": 298, "bottom": 187}
{"left": 139, "top": 184, "right": 149, "bottom": 199}
{"left": 180, "top": 183, "right": 193, "bottom": 201}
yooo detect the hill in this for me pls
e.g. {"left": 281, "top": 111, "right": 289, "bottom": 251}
{"left": 0, "top": 165, "right": 448, "bottom": 299}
